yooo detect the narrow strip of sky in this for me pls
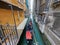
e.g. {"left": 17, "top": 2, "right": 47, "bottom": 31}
{"left": 30, "top": 0, "right": 34, "bottom": 19}
{"left": 30, "top": 0, "right": 34, "bottom": 13}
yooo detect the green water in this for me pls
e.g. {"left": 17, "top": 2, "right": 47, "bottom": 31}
{"left": 17, "top": 18, "right": 45, "bottom": 45}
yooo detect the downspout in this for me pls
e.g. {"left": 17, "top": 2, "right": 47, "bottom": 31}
{"left": 9, "top": 5, "right": 18, "bottom": 38}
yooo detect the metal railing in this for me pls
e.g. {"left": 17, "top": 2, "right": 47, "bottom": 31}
{"left": 54, "top": 0, "right": 60, "bottom": 2}
{"left": 0, "top": 24, "right": 18, "bottom": 45}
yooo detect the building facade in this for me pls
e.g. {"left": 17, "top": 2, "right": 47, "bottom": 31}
{"left": 35, "top": 0, "right": 60, "bottom": 45}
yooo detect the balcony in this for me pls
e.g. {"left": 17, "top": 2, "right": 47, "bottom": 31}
{"left": 54, "top": 0, "right": 60, "bottom": 2}
{"left": 52, "top": 0, "right": 60, "bottom": 9}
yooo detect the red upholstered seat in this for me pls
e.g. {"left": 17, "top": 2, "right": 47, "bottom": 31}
{"left": 26, "top": 30, "right": 32, "bottom": 40}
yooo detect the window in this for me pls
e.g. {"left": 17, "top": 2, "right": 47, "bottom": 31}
{"left": 18, "top": 0, "right": 24, "bottom": 5}
{"left": 52, "top": 12, "right": 60, "bottom": 38}
{"left": 44, "top": 0, "right": 49, "bottom": 11}
{"left": 17, "top": 11, "right": 20, "bottom": 21}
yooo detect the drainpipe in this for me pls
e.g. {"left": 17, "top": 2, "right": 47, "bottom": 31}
{"left": 9, "top": 5, "right": 18, "bottom": 38}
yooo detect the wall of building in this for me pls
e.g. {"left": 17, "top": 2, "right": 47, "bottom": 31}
{"left": 43, "top": 0, "right": 60, "bottom": 45}
{"left": 0, "top": 8, "right": 25, "bottom": 26}
{"left": 35, "top": 0, "right": 60, "bottom": 45}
